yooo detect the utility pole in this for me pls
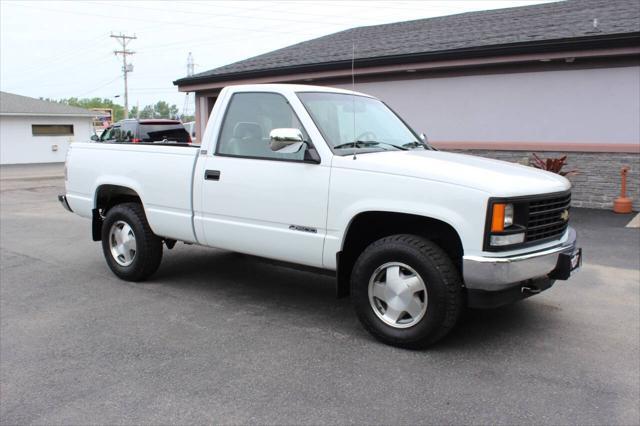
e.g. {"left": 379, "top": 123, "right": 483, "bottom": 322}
{"left": 111, "top": 33, "right": 136, "bottom": 119}
{"left": 182, "top": 52, "right": 195, "bottom": 120}
{"left": 187, "top": 52, "right": 194, "bottom": 77}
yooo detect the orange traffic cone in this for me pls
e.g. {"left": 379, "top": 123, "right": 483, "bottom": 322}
{"left": 613, "top": 166, "right": 633, "bottom": 214}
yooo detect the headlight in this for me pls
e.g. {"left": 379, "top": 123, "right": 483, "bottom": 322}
{"left": 504, "top": 203, "right": 514, "bottom": 227}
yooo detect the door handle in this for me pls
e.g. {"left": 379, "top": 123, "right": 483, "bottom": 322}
{"left": 205, "top": 170, "right": 221, "bottom": 181}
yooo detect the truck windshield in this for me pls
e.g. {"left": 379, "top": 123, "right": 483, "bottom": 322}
{"left": 297, "top": 92, "right": 424, "bottom": 154}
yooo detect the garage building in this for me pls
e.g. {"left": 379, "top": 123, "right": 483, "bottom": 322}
{"left": 175, "top": 0, "right": 640, "bottom": 210}
{"left": 0, "top": 92, "right": 95, "bottom": 165}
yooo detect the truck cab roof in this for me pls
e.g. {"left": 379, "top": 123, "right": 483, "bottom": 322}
{"left": 221, "top": 83, "right": 374, "bottom": 98}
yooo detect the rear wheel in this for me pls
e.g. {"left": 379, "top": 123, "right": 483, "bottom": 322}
{"left": 351, "top": 234, "right": 463, "bottom": 348}
{"left": 101, "top": 203, "right": 163, "bottom": 281}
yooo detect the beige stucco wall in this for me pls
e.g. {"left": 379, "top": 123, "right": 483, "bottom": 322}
{"left": 330, "top": 65, "right": 640, "bottom": 148}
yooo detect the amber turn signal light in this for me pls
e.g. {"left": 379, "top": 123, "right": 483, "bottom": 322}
{"left": 491, "top": 203, "right": 505, "bottom": 232}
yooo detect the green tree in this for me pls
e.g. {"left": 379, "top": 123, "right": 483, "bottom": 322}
{"left": 47, "top": 97, "right": 183, "bottom": 122}
{"left": 153, "top": 101, "right": 179, "bottom": 119}
{"left": 140, "top": 105, "right": 155, "bottom": 119}
{"left": 52, "top": 97, "right": 126, "bottom": 121}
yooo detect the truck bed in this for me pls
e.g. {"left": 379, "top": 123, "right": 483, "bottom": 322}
{"left": 65, "top": 142, "right": 200, "bottom": 243}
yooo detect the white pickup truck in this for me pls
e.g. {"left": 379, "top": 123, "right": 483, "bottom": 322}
{"left": 60, "top": 84, "right": 581, "bottom": 348}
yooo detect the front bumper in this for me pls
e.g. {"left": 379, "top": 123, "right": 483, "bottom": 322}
{"left": 463, "top": 227, "right": 579, "bottom": 292}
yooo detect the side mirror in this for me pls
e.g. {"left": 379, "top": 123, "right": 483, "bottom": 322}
{"left": 419, "top": 132, "right": 438, "bottom": 151}
{"left": 270, "top": 128, "right": 305, "bottom": 153}
{"left": 90, "top": 134, "right": 99, "bottom": 141}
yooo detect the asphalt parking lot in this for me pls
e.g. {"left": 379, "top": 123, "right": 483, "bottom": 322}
{"left": 1, "top": 169, "right": 639, "bottom": 425}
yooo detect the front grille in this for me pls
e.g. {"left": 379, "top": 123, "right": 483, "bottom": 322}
{"left": 526, "top": 192, "right": 571, "bottom": 243}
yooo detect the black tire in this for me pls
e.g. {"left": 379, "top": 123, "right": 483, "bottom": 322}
{"left": 351, "top": 234, "right": 463, "bottom": 349}
{"left": 101, "top": 202, "right": 163, "bottom": 281}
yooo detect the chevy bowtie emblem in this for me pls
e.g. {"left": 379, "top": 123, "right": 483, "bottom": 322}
{"left": 560, "top": 209, "right": 570, "bottom": 221}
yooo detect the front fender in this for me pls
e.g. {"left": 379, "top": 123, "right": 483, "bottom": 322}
{"left": 322, "top": 168, "right": 489, "bottom": 269}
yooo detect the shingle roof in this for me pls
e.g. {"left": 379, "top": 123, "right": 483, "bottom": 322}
{"left": 175, "top": 0, "right": 640, "bottom": 85}
{"left": 0, "top": 92, "right": 96, "bottom": 116}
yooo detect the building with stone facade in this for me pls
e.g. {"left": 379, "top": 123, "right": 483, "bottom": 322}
{"left": 175, "top": 0, "right": 640, "bottom": 210}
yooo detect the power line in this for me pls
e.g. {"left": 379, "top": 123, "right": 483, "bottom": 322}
{"left": 179, "top": 0, "right": 376, "bottom": 21}
{"left": 112, "top": 4, "right": 432, "bottom": 55}
{"left": 75, "top": 75, "right": 122, "bottom": 97}
{"left": 7, "top": 2, "right": 324, "bottom": 38}
{"left": 111, "top": 33, "right": 136, "bottom": 119}
{"left": 15, "top": 34, "right": 111, "bottom": 76}
{"left": 130, "top": 89, "right": 178, "bottom": 92}
{"left": 131, "top": 18, "right": 332, "bottom": 55}
{"left": 6, "top": 1, "right": 395, "bottom": 76}
{"left": 8, "top": 55, "right": 119, "bottom": 93}
{"left": 42, "top": 74, "right": 122, "bottom": 99}
{"left": 91, "top": 0, "right": 355, "bottom": 27}
{"left": 10, "top": 42, "right": 113, "bottom": 83}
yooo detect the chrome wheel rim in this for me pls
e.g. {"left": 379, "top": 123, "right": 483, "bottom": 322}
{"left": 368, "top": 262, "right": 428, "bottom": 328}
{"left": 109, "top": 220, "right": 137, "bottom": 267}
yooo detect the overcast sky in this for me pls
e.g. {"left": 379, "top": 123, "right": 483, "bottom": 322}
{"left": 1, "top": 0, "right": 551, "bottom": 113}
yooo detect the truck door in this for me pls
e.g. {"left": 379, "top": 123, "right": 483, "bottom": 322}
{"left": 194, "top": 92, "right": 330, "bottom": 268}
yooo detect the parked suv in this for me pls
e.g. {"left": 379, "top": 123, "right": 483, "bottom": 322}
{"left": 183, "top": 121, "right": 197, "bottom": 144}
{"left": 93, "top": 119, "right": 191, "bottom": 144}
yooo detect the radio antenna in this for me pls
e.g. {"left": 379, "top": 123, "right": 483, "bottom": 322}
{"left": 351, "top": 41, "right": 357, "bottom": 160}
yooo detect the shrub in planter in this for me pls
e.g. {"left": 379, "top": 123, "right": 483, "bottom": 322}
{"left": 530, "top": 153, "right": 577, "bottom": 176}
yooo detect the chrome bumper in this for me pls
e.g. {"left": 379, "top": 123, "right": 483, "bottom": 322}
{"left": 58, "top": 194, "right": 73, "bottom": 212}
{"left": 463, "top": 227, "right": 578, "bottom": 291}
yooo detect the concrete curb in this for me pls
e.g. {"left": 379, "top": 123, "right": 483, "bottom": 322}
{"left": 0, "top": 175, "right": 64, "bottom": 182}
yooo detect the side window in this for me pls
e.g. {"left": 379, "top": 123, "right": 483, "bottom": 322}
{"left": 216, "top": 92, "right": 309, "bottom": 161}
{"left": 122, "top": 123, "right": 135, "bottom": 142}
{"left": 123, "top": 130, "right": 133, "bottom": 142}
{"left": 112, "top": 127, "right": 123, "bottom": 142}
{"left": 100, "top": 126, "right": 118, "bottom": 142}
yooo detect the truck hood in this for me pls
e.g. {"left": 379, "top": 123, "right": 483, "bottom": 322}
{"left": 333, "top": 150, "right": 570, "bottom": 196}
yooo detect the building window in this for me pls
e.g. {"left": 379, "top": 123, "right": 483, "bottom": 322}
{"left": 31, "top": 124, "right": 74, "bottom": 136}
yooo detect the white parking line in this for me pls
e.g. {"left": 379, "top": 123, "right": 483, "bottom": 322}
{"left": 626, "top": 213, "right": 640, "bottom": 228}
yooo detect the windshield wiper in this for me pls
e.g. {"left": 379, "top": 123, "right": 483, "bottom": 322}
{"left": 333, "top": 141, "right": 377, "bottom": 149}
{"left": 404, "top": 141, "right": 438, "bottom": 151}
{"left": 333, "top": 140, "right": 408, "bottom": 151}
{"left": 402, "top": 141, "right": 425, "bottom": 149}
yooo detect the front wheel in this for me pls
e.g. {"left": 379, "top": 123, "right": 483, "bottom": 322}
{"left": 101, "top": 202, "right": 163, "bottom": 281}
{"left": 351, "top": 234, "right": 463, "bottom": 348}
